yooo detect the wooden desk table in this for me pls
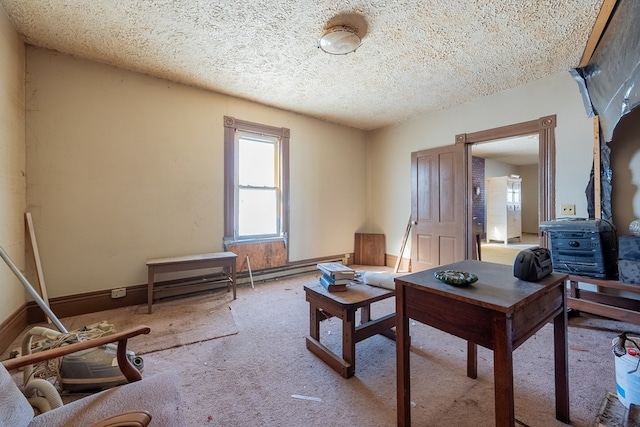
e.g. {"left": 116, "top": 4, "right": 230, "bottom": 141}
{"left": 395, "top": 260, "right": 569, "bottom": 427}
{"left": 147, "top": 252, "right": 237, "bottom": 314}
{"left": 304, "top": 282, "right": 396, "bottom": 378}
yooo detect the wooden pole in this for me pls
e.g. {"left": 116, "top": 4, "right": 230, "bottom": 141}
{"left": 25, "top": 212, "right": 51, "bottom": 323}
{"left": 394, "top": 216, "right": 412, "bottom": 273}
{"left": 246, "top": 255, "right": 255, "bottom": 289}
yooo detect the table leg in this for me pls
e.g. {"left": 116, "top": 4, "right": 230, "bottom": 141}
{"left": 147, "top": 267, "right": 154, "bottom": 314}
{"left": 343, "top": 308, "right": 356, "bottom": 378}
{"left": 467, "top": 341, "right": 477, "bottom": 379}
{"left": 554, "top": 292, "right": 570, "bottom": 423}
{"left": 493, "top": 315, "right": 515, "bottom": 427}
{"left": 396, "top": 285, "right": 411, "bottom": 427}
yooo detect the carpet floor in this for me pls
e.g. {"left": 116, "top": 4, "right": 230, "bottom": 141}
{"left": 57, "top": 292, "right": 238, "bottom": 355}
{"left": 5, "top": 270, "right": 640, "bottom": 426}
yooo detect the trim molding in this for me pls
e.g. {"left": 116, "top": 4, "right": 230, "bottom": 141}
{"left": 456, "top": 115, "right": 557, "bottom": 256}
{"left": 223, "top": 116, "right": 290, "bottom": 262}
{"left": 0, "top": 306, "right": 29, "bottom": 356}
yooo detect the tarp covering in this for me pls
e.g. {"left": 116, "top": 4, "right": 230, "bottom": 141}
{"left": 571, "top": 0, "right": 640, "bottom": 221}
{"left": 573, "top": 0, "right": 640, "bottom": 142}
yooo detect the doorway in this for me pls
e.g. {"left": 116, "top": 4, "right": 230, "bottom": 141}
{"left": 456, "top": 115, "right": 557, "bottom": 264}
{"left": 472, "top": 135, "right": 540, "bottom": 265}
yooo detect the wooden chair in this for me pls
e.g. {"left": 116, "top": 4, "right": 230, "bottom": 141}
{"left": 1, "top": 325, "right": 186, "bottom": 427}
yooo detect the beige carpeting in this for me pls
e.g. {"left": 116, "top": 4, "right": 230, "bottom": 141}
{"left": 58, "top": 292, "right": 238, "bottom": 354}
{"left": 4, "top": 271, "right": 640, "bottom": 426}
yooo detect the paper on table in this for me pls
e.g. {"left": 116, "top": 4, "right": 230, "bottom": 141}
{"left": 362, "top": 271, "right": 399, "bottom": 290}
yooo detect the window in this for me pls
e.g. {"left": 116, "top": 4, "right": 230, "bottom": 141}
{"left": 236, "top": 132, "right": 279, "bottom": 236}
{"left": 223, "top": 117, "right": 289, "bottom": 242}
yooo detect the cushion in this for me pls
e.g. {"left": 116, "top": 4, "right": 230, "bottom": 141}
{"left": 0, "top": 364, "right": 33, "bottom": 427}
{"left": 28, "top": 371, "right": 187, "bottom": 427}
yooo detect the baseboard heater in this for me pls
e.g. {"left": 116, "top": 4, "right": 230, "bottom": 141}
{"left": 234, "top": 255, "right": 345, "bottom": 286}
{"left": 153, "top": 255, "right": 346, "bottom": 299}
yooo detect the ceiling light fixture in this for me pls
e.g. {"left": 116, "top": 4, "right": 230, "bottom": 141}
{"left": 318, "top": 25, "right": 361, "bottom": 55}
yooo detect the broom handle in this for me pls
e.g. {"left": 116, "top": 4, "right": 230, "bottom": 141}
{"left": 0, "top": 245, "right": 68, "bottom": 333}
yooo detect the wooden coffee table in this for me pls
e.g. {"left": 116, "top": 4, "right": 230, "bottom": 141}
{"left": 304, "top": 282, "right": 395, "bottom": 378}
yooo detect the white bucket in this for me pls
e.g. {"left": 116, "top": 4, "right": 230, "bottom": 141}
{"left": 613, "top": 336, "right": 640, "bottom": 408}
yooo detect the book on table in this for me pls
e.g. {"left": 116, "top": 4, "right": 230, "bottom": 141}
{"left": 317, "top": 262, "right": 355, "bottom": 280}
{"left": 319, "top": 273, "right": 349, "bottom": 292}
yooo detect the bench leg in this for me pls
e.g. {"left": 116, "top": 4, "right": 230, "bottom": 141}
{"left": 147, "top": 267, "right": 154, "bottom": 314}
{"left": 361, "top": 304, "right": 371, "bottom": 323}
{"left": 343, "top": 308, "right": 356, "bottom": 378}
{"left": 309, "top": 305, "right": 321, "bottom": 341}
{"left": 306, "top": 302, "right": 353, "bottom": 378}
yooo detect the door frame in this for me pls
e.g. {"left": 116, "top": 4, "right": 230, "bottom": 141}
{"left": 455, "top": 115, "right": 557, "bottom": 259}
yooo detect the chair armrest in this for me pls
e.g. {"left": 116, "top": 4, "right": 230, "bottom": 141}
{"left": 89, "top": 410, "right": 152, "bottom": 427}
{"left": 2, "top": 325, "right": 151, "bottom": 382}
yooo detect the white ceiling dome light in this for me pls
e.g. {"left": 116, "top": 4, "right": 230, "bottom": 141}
{"left": 318, "top": 25, "right": 361, "bottom": 55}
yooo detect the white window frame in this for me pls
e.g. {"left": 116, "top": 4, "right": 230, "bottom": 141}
{"left": 223, "top": 116, "right": 289, "bottom": 245}
{"left": 234, "top": 131, "right": 281, "bottom": 239}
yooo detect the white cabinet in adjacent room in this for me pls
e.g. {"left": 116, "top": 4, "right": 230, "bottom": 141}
{"left": 486, "top": 176, "right": 522, "bottom": 244}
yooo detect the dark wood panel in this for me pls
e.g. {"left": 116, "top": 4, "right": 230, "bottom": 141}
{"left": 439, "top": 236, "right": 456, "bottom": 266}
{"left": 411, "top": 144, "right": 465, "bottom": 272}
{"left": 354, "top": 233, "right": 386, "bottom": 266}
{"left": 569, "top": 275, "right": 640, "bottom": 292}
{"left": 512, "top": 288, "right": 563, "bottom": 348}
{"left": 404, "top": 285, "right": 494, "bottom": 348}
{"left": 569, "top": 297, "right": 640, "bottom": 325}
{"left": 439, "top": 151, "right": 455, "bottom": 223}
{"left": 416, "top": 234, "right": 433, "bottom": 265}
{"left": 416, "top": 154, "right": 433, "bottom": 223}
{"left": 398, "top": 261, "right": 565, "bottom": 313}
{"left": 226, "top": 240, "right": 287, "bottom": 272}
{"left": 577, "top": 289, "right": 640, "bottom": 312}
{"left": 568, "top": 275, "right": 640, "bottom": 325}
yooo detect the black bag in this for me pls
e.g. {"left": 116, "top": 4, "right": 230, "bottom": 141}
{"left": 513, "top": 247, "right": 553, "bottom": 282}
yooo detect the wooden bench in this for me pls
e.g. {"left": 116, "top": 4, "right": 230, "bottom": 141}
{"left": 304, "top": 282, "right": 395, "bottom": 378}
{"left": 568, "top": 274, "right": 640, "bottom": 325}
{"left": 147, "top": 252, "right": 237, "bottom": 313}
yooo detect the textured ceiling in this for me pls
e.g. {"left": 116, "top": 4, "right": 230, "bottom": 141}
{"left": 0, "top": 0, "right": 604, "bottom": 130}
{"left": 472, "top": 135, "right": 539, "bottom": 166}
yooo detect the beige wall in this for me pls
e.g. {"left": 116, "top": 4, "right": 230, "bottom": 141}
{"left": 25, "top": 47, "right": 367, "bottom": 298}
{"left": 0, "top": 8, "right": 26, "bottom": 323}
{"left": 367, "top": 71, "right": 595, "bottom": 256}
{"left": 7, "top": 38, "right": 619, "bottom": 317}
{"left": 484, "top": 159, "right": 517, "bottom": 178}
